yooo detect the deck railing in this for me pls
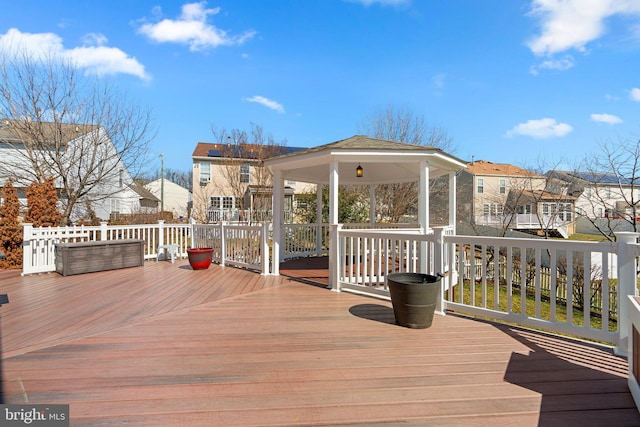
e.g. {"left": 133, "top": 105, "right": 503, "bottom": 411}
{"left": 281, "top": 223, "right": 422, "bottom": 261}
{"left": 22, "top": 221, "right": 191, "bottom": 275}
{"left": 333, "top": 227, "right": 638, "bottom": 348}
{"left": 192, "top": 223, "right": 269, "bottom": 273}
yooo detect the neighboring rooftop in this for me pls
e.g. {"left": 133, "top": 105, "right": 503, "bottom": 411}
{"left": 466, "top": 160, "right": 540, "bottom": 177}
{"left": 192, "top": 142, "right": 306, "bottom": 159}
{"left": 555, "top": 170, "right": 639, "bottom": 186}
{"left": 0, "top": 119, "right": 99, "bottom": 144}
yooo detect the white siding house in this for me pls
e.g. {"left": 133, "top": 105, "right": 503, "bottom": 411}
{"left": 0, "top": 119, "right": 145, "bottom": 222}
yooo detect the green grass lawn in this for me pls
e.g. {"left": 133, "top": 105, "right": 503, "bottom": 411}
{"left": 564, "top": 233, "right": 611, "bottom": 242}
{"left": 449, "top": 279, "right": 617, "bottom": 332}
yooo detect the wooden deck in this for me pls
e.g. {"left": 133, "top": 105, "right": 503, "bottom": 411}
{"left": 0, "top": 258, "right": 639, "bottom": 426}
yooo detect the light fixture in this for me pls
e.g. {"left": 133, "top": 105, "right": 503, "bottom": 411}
{"left": 356, "top": 164, "right": 363, "bottom": 178}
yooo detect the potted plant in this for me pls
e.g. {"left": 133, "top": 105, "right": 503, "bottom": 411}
{"left": 187, "top": 247, "right": 214, "bottom": 270}
{"left": 387, "top": 272, "right": 442, "bottom": 329}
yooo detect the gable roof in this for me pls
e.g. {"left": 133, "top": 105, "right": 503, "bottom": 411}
{"left": 0, "top": 119, "right": 99, "bottom": 145}
{"left": 466, "top": 160, "right": 540, "bottom": 178}
{"left": 556, "top": 170, "right": 638, "bottom": 186}
{"left": 521, "top": 189, "right": 577, "bottom": 201}
{"left": 192, "top": 142, "right": 306, "bottom": 159}
{"left": 129, "top": 183, "right": 160, "bottom": 202}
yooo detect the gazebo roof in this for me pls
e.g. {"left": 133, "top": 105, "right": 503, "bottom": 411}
{"left": 265, "top": 135, "right": 466, "bottom": 185}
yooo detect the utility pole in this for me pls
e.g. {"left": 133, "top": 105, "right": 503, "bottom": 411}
{"left": 160, "top": 153, "right": 165, "bottom": 213}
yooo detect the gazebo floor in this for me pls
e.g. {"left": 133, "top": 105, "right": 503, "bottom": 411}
{"left": 0, "top": 259, "right": 638, "bottom": 426}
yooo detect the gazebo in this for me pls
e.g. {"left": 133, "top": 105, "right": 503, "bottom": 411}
{"left": 265, "top": 135, "right": 467, "bottom": 288}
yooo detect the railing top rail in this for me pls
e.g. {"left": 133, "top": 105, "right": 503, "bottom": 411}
{"left": 193, "top": 223, "right": 264, "bottom": 231}
{"left": 339, "top": 228, "right": 435, "bottom": 240}
{"left": 448, "top": 234, "right": 618, "bottom": 252}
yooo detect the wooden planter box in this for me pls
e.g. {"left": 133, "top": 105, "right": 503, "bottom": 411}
{"left": 55, "top": 239, "right": 145, "bottom": 276}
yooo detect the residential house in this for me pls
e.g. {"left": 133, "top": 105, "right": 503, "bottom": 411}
{"left": 547, "top": 170, "right": 640, "bottom": 234}
{"left": 192, "top": 142, "right": 315, "bottom": 223}
{"left": 108, "top": 183, "right": 160, "bottom": 221}
{"left": 0, "top": 119, "right": 144, "bottom": 222}
{"left": 145, "top": 178, "right": 191, "bottom": 219}
{"left": 457, "top": 160, "right": 576, "bottom": 237}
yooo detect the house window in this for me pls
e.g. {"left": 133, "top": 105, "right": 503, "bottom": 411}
{"left": 240, "top": 164, "right": 250, "bottom": 184}
{"left": 542, "top": 203, "right": 549, "bottom": 215}
{"left": 210, "top": 196, "right": 221, "bottom": 209}
{"left": 499, "top": 179, "right": 506, "bottom": 194}
{"left": 477, "top": 178, "right": 484, "bottom": 194}
{"left": 563, "top": 203, "right": 572, "bottom": 221}
{"left": 296, "top": 198, "right": 308, "bottom": 210}
{"left": 200, "top": 162, "right": 211, "bottom": 183}
{"left": 483, "top": 204, "right": 490, "bottom": 215}
{"left": 606, "top": 187, "right": 611, "bottom": 199}
{"left": 110, "top": 198, "right": 121, "bottom": 213}
{"left": 222, "top": 196, "right": 234, "bottom": 209}
{"left": 517, "top": 205, "right": 531, "bottom": 214}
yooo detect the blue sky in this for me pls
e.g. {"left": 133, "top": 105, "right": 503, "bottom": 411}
{"left": 2, "top": 0, "right": 640, "bottom": 173}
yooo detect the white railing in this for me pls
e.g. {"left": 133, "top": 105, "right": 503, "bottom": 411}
{"left": 22, "top": 221, "right": 191, "bottom": 275}
{"left": 282, "top": 223, "right": 422, "bottom": 260}
{"left": 192, "top": 223, "right": 269, "bottom": 273}
{"left": 206, "top": 208, "right": 294, "bottom": 224}
{"left": 475, "top": 213, "right": 572, "bottom": 232}
{"left": 283, "top": 224, "right": 330, "bottom": 259}
{"left": 333, "top": 226, "right": 637, "bottom": 347}
{"left": 444, "top": 235, "right": 620, "bottom": 344}
{"left": 336, "top": 227, "right": 437, "bottom": 299}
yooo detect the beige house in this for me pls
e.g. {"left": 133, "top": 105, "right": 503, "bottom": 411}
{"left": 145, "top": 179, "right": 191, "bottom": 219}
{"left": 458, "top": 160, "right": 576, "bottom": 237}
{"left": 191, "top": 142, "right": 315, "bottom": 223}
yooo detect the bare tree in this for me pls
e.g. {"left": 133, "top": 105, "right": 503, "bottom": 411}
{"left": 209, "top": 123, "right": 284, "bottom": 222}
{"left": 572, "top": 138, "right": 640, "bottom": 239}
{"left": 357, "top": 105, "right": 455, "bottom": 223}
{"left": 0, "top": 51, "right": 154, "bottom": 224}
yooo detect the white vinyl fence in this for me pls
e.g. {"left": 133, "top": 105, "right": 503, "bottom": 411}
{"left": 332, "top": 227, "right": 639, "bottom": 347}
{"left": 192, "top": 223, "right": 269, "bottom": 273}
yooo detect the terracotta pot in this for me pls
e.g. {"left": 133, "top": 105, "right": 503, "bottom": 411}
{"left": 187, "top": 247, "right": 214, "bottom": 270}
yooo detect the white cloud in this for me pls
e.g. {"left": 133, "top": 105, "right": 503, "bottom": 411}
{"left": 530, "top": 56, "right": 575, "bottom": 75}
{"left": 506, "top": 118, "right": 573, "bottom": 139}
{"left": 432, "top": 73, "right": 446, "bottom": 89}
{"left": 0, "top": 28, "right": 149, "bottom": 80}
{"left": 244, "top": 96, "right": 285, "bottom": 114}
{"left": 630, "top": 87, "right": 640, "bottom": 101}
{"left": 527, "top": 0, "right": 640, "bottom": 56}
{"left": 137, "top": 2, "right": 256, "bottom": 51}
{"left": 590, "top": 113, "right": 623, "bottom": 124}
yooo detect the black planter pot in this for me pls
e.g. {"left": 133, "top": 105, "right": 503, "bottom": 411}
{"left": 387, "top": 272, "right": 441, "bottom": 329}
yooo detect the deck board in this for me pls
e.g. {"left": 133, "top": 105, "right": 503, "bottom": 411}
{"left": 0, "top": 260, "right": 639, "bottom": 426}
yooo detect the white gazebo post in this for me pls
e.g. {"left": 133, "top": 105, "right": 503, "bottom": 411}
{"left": 271, "top": 169, "right": 284, "bottom": 275}
{"left": 329, "top": 161, "right": 340, "bottom": 291}
{"left": 418, "top": 160, "right": 430, "bottom": 273}
{"left": 316, "top": 185, "right": 323, "bottom": 256}
{"left": 449, "top": 170, "right": 456, "bottom": 230}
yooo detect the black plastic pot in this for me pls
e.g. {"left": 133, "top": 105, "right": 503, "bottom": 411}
{"left": 387, "top": 272, "right": 441, "bottom": 329}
